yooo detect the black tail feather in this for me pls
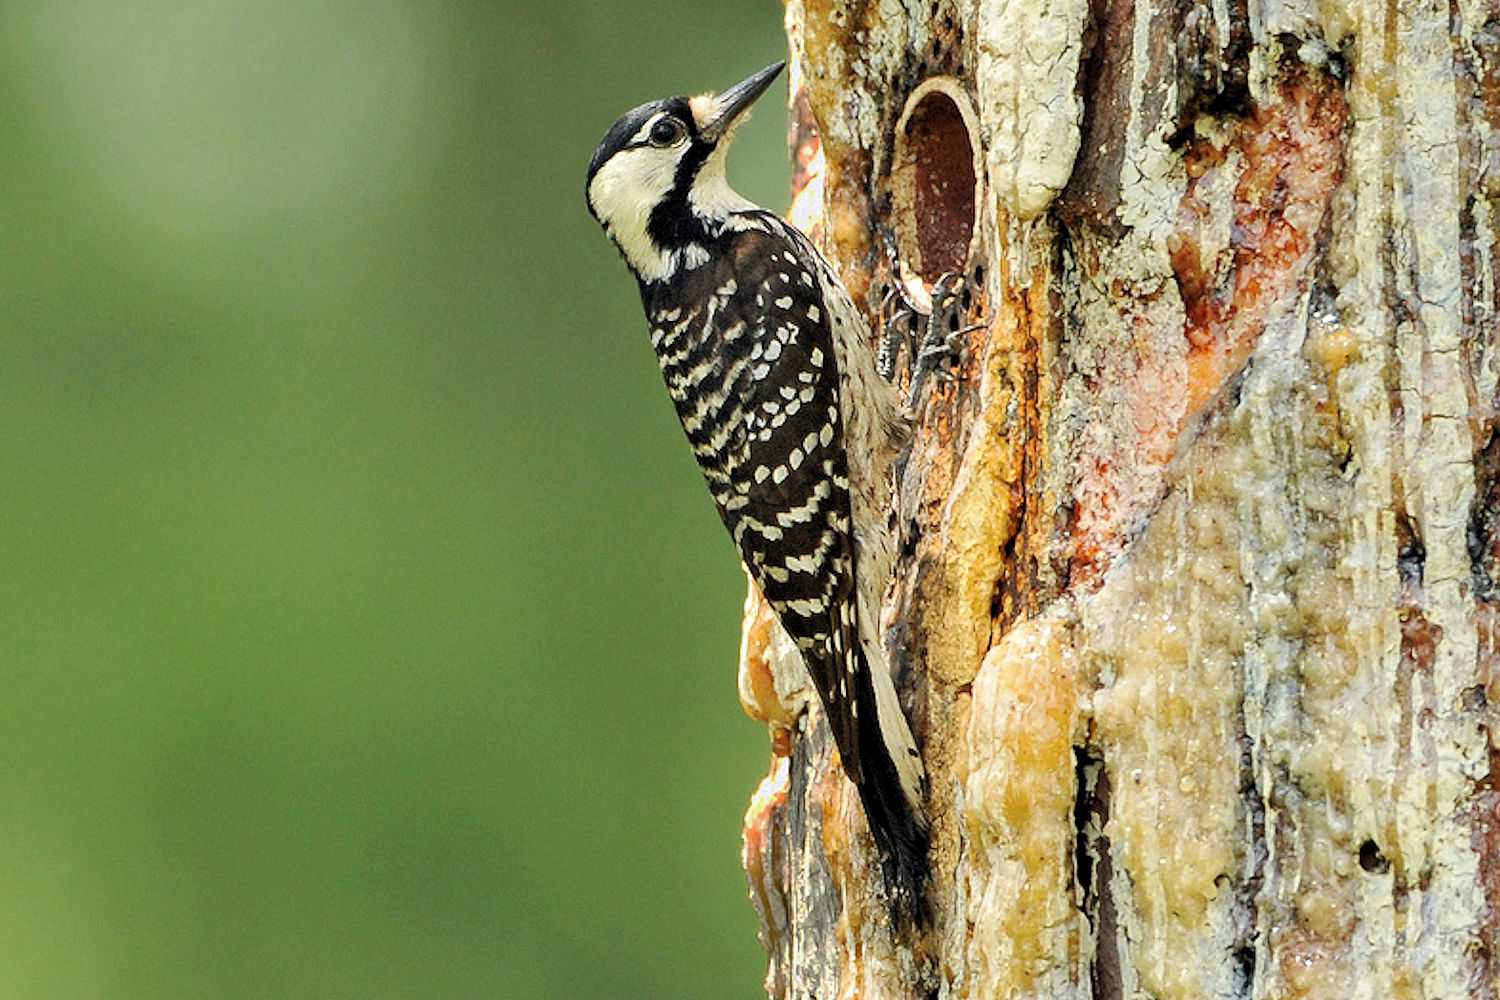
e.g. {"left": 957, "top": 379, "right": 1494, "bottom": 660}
{"left": 851, "top": 653, "right": 931, "bottom": 925}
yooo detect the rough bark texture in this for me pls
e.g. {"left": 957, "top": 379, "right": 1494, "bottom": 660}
{"left": 736, "top": 1, "right": 1500, "bottom": 997}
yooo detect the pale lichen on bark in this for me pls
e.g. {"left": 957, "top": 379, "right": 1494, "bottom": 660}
{"left": 975, "top": 0, "right": 1087, "bottom": 220}
{"left": 736, "top": 0, "right": 1500, "bottom": 997}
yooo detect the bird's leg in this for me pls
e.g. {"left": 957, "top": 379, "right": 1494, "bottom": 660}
{"left": 875, "top": 286, "right": 915, "bottom": 383}
{"left": 875, "top": 231, "right": 927, "bottom": 384}
{"left": 907, "top": 272, "right": 980, "bottom": 407}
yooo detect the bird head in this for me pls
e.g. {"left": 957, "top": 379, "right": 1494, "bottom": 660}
{"left": 585, "top": 61, "right": 784, "bottom": 283}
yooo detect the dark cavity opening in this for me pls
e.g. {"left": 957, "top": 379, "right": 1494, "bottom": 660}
{"left": 898, "top": 89, "right": 976, "bottom": 282}
{"left": 1359, "top": 840, "right": 1390, "bottom": 874}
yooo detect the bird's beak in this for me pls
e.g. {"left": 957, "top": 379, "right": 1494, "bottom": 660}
{"left": 699, "top": 61, "right": 785, "bottom": 143}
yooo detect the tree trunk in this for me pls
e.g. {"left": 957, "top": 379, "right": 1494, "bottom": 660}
{"left": 735, "top": 0, "right": 1500, "bottom": 997}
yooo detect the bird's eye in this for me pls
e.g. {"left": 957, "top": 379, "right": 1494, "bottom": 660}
{"left": 649, "top": 118, "right": 686, "bottom": 147}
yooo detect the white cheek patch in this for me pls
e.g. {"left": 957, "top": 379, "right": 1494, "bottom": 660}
{"left": 587, "top": 144, "right": 684, "bottom": 280}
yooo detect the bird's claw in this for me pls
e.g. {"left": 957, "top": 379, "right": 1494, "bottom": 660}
{"left": 915, "top": 326, "right": 975, "bottom": 374}
{"left": 876, "top": 286, "right": 918, "bottom": 383}
{"left": 906, "top": 272, "right": 980, "bottom": 408}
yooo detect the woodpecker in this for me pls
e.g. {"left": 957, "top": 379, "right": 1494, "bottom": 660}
{"left": 585, "top": 62, "right": 929, "bottom": 901}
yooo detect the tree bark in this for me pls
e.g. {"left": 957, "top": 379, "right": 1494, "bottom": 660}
{"left": 736, "top": 1, "right": 1500, "bottom": 997}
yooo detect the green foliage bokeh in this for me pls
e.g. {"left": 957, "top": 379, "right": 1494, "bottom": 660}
{"left": 2, "top": 2, "right": 788, "bottom": 996}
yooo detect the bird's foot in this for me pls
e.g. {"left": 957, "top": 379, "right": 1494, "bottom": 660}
{"left": 906, "top": 272, "right": 980, "bottom": 409}
{"left": 875, "top": 285, "right": 917, "bottom": 383}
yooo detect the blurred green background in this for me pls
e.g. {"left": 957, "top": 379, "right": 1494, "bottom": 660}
{"left": 2, "top": 2, "right": 790, "bottom": 997}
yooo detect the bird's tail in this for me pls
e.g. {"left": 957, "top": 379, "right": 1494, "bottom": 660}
{"left": 850, "top": 643, "right": 931, "bottom": 922}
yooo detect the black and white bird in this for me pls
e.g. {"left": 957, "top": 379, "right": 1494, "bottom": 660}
{"left": 584, "top": 62, "right": 928, "bottom": 901}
